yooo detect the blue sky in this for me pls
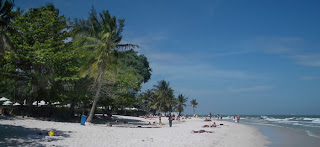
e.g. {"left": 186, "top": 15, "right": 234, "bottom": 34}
{"left": 16, "top": 0, "right": 320, "bottom": 115}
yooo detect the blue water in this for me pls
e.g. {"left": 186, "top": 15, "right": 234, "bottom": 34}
{"left": 222, "top": 115, "right": 320, "bottom": 147}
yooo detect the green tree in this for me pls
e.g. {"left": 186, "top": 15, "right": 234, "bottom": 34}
{"left": 113, "top": 49, "right": 151, "bottom": 111}
{"left": 4, "top": 4, "right": 74, "bottom": 104}
{"left": 138, "top": 89, "right": 155, "bottom": 114}
{"left": 152, "top": 80, "right": 176, "bottom": 113}
{"left": 0, "top": 0, "right": 17, "bottom": 56}
{"left": 74, "top": 8, "right": 138, "bottom": 122}
{"left": 176, "top": 94, "right": 188, "bottom": 116}
{"left": 190, "top": 99, "right": 198, "bottom": 115}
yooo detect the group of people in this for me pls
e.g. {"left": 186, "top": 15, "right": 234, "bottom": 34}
{"left": 157, "top": 113, "right": 188, "bottom": 127}
{"left": 202, "top": 122, "right": 217, "bottom": 128}
{"left": 210, "top": 113, "right": 241, "bottom": 123}
{"left": 233, "top": 115, "right": 240, "bottom": 123}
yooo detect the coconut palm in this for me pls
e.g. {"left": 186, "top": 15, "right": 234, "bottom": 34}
{"left": 0, "top": 0, "right": 17, "bottom": 56}
{"left": 74, "top": 8, "right": 138, "bottom": 122}
{"left": 138, "top": 89, "right": 155, "bottom": 113}
{"left": 176, "top": 94, "right": 188, "bottom": 116}
{"left": 190, "top": 99, "right": 198, "bottom": 115}
{"left": 152, "top": 80, "right": 175, "bottom": 113}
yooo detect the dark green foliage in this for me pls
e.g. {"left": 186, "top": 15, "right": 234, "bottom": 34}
{"left": 74, "top": 7, "right": 141, "bottom": 122}
{"left": 0, "top": 4, "right": 86, "bottom": 108}
{"left": 0, "top": 4, "right": 155, "bottom": 121}
{"left": 190, "top": 99, "right": 198, "bottom": 115}
{"left": 176, "top": 94, "right": 188, "bottom": 116}
{"left": 0, "top": 0, "right": 18, "bottom": 55}
{"left": 138, "top": 80, "right": 181, "bottom": 114}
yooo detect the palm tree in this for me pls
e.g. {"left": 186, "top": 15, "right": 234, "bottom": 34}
{"left": 138, "top": 89, "right": 155, "bottom": 113}
{"left": 176, "top": 94, "right": 188, "bottom": 116}
{"left": 152, "top": 80, "right": 175, "bottom": 113}
{"left": 0, "top": 0, "right": 17, "bottom": 56}
{"left": 190, "top": 99, "right": 198, "bottom": 115}
{"left": 75, "top": 8, "right": 138, "bottom": 122}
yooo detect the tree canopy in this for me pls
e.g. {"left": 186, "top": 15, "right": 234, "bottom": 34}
{"left": 0, "top": 2, "right": 194, "bottom": 121}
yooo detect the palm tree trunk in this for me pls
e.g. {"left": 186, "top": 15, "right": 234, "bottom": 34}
{"left": 86, "top": 70, "right": 105, "bottom": 122}
{"left": 193, "top": 107, "right": 195, "bottom": 115}
{"left": 0, "top": 36, "right": 5, "bottom": 55}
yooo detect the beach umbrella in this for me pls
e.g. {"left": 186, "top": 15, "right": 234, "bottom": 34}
{"left": 32, "top": 101, "right": 38, "bottom": 106}
{"left": 53, "top": 102, "right": 60, "bottom": 105}
{"left": 4, "top": 100, "right": 12, "bottom": 104}
{"left": 39, "top": 100, "right": 47, "bottom": 106}
{"left": 13, "top": 102, "right": 21, "bottom": 106}
{"left": 2, "top": 100, "right": 13, "bottom": 106}
{"left": 0, "top": 97, "right": 9, "bottom": 101}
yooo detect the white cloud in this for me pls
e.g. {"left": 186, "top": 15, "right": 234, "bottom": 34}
{"left": 301, "top": 76, "right": 320, "bottom": 80}
{"left": 241, "top": 36, "right": 320, "bottom": 68}
{"left": 227, "top": 86, "right": 273, "bottom": 93}
{"left": 291, "top": 54, "right": 320, "bottom": 67}
{"left": 241, "top": 36, "right": 303, "bottom": 54}
{"left": 121, "top": 32, "right": 168, "bottom": 52}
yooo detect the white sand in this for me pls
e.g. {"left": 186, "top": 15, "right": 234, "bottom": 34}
{"left": 0, "top": 115, "right": 270, "bottom": 147}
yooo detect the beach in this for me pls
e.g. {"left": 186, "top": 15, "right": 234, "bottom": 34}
{"left": 0, "top": 115, "right": 269, "bottom": 147}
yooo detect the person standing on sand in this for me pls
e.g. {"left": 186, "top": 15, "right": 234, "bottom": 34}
{"left": 158, "top": 113, "right": 162, "bottom": 125}
{"left": 168, "top": 113, "right": 173, "bottom": 127}
{"left": 237, "top": 115, "right": 240, "bottom": 123}
{"left": 209, "top": 112, "right": 212, "bottom": 120}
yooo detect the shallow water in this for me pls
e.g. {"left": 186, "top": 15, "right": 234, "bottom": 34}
{"left": 221, "top": 115, "right": 320, "bottom": 147}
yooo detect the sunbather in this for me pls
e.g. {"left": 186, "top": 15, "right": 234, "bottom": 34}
{"left": 203, "top": 118, "right": 211, "bottom": 121}
{"left": 202, "top": 125, "right": 210, "bottom": 127}
{"left": 192, "top": 130, "right": 213, "bottom": 133}
{"left": 212, "top": 122, "right": 217, "bottom": 127}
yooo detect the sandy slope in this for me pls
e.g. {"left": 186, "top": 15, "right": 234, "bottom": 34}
{"left": 0, "top": 115, "right": 270, "bottom": 147}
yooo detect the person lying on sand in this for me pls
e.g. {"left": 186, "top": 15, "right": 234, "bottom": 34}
{"left": 192, "top": 130, "right": 214, "bottom": 133}
{"left": 203, "top": 118, "right": 211, "bottom": 122}
{"left": 202, "top": 122, "right": 217, "bottom": 128}
{"left": 202, "top": 125, "right": 210, "bottom": 127}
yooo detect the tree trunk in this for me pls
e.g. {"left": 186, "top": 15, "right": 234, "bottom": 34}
{"left": 69, "top": 101, "right": 75, "bottom": 118}
{"left": 0, "top": 36, "right": 5, "bottom": 55}
{"left": 86, "top": 70, "right": 105, "bottom": 122}
{"left": 193, "top": 107, "right": 195, "bottom": 115}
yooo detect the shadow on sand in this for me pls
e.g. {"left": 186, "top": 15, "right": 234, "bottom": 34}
{"left": 92, "top": 115, "right": 160, "bottom": 128}
{"left": 0, "top": 117, "right": 70, "bottom": 146}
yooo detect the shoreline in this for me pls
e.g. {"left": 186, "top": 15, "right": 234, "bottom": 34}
{"left": 243, "top": 121, "right": 320, "bottom": 147}
{"left": 0, "top": 115, "right": 270, "bottom": 147}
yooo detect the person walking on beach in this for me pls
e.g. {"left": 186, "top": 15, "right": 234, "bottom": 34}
{"left": 168, "top": 113, "right": 173, "bottom": 127}
{"left": 209, "top": 112, "right": 212, "bottom": 120}
{"left": 237, "top": 115, "right": 240, "bottom": 123}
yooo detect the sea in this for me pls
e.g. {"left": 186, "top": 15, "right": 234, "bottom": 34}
{"left": 220, "top": 115, "right": 320, "bottom": 147}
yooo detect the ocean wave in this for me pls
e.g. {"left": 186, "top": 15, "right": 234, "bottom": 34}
{"left": 291, "top": 123, "right": 320, "bottom": 128}
{"left": 251, "top": 122, "right": 284, "bottom": 128}
{"left": 305, "top": 130, "right": 320, "bottom": 139}
{"left": 265, "top": 118, "right": 299, "bottom": 124}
